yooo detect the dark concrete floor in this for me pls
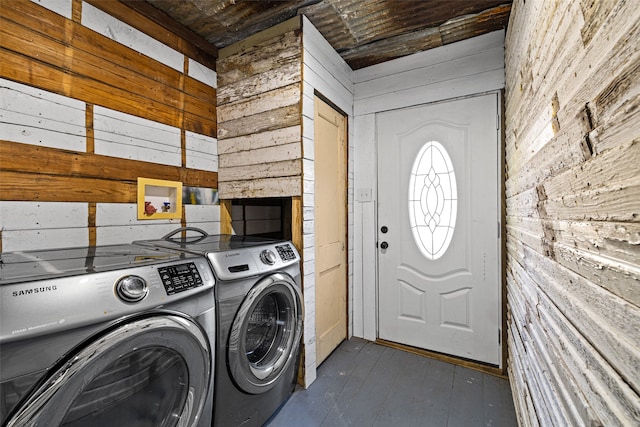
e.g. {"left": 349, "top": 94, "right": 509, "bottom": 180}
{"left": 267, "top": 338, "right": 517, "bottom": 427}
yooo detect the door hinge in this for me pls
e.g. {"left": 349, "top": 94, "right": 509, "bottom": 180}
{"left": 498, "top": 330, "right": 501, "bottom": 345}
{"left": 498, "top": 221, "right": 501, "bottom": 238}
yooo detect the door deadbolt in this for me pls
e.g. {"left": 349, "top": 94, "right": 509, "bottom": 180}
{"left": 381, "top": 226, "right": 388, "bottom": 233}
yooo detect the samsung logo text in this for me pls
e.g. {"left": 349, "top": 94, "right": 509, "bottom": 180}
{"left": 12, "top": 285, "right": 58, "bottom": 297}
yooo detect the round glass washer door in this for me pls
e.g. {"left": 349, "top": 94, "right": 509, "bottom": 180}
{"left": 228, "top": 273, "right": 303, "bottom": 394}
{"left": 5, "top": 313, "right": 211, "bottom": 427}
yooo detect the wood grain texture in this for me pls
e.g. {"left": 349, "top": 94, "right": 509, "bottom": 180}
{"left": 108, "top": 0, "right": 217, "bottom": 70}
{"left": 218, "top": 160, "right": 302, "bottom": 183}
{"left": 217, "top": 30, "right": 302, "bottom": 87}
{"left": 218, "top": 126, "right": 301, "bottom": 154}
{"left": 0, "top": 171, "right": 136, "bottom": 203}
{"left": 0, "top": 141, "right": 217, "bottom": 203}
{"left": 219, "top": 176, "right": 302, "bottom": 199}
{"left": 0, "top": 1, "right": 219, "bottom": 250}
{"left": 505, "top": 0, "right": 640, "bottom": 425}
{"left": 0, "top": 0, "right": 217, "bottom": 136}
{"left": 219, "top": 199, "right": 233, "bottom": 234}
{"left": 216, "top": 27, "right": 303, "bottom": 199}
{"left": 0, "top": 141, "right": 217, "bottom": 188}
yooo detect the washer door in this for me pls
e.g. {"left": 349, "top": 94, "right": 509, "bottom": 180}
{"left": 5, "top": 313, "right": 211, "bottom": 427}
{"left": 228, "top": 273, "right": 303, "bottom": 394}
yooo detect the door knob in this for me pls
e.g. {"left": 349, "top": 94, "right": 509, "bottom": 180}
{"left": 380, "top": 241, "right": 389, "bottom": 249}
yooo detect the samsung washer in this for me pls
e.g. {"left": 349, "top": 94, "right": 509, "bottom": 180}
{"left": 0, "top": 244, "right": 216, "bottom": 427}
{"left": 136, "top": 228, "right": 303, "bottom": 427}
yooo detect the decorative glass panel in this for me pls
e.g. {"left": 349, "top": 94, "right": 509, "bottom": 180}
{"left": 408, "top": 141, "right": 457, "bottom": 260}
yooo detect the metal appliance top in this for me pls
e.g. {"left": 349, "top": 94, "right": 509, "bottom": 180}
{"left": 134, "top": 228, "right": 300, "bottom": 281}
{"left": 135, "top": 228, "right": 283, "bottom": 253}
{"left": 0, "top": 244, "right": 215, "bottom": 343}
{"left": 0, "top": 244, "right": 194, "bottom": 284}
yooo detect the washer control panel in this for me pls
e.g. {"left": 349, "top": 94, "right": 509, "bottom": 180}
{"left": 157, "top": 262, "right": 203, "bottom": 295}
{"left": 1, "top": 255, "right": 214, "bottom": 341}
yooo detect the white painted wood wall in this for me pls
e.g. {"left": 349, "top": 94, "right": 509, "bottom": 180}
{"left": 505, "top": 1, "right": 640, "bottom": 425}
{"left": 0, "top": 1, "right": 219, "bottom": 251}
{"left": 351, "top": 31, "right": 506, "bottom": 341}
{"left": 301, "top": 16, "right": 355, "bottom": 386}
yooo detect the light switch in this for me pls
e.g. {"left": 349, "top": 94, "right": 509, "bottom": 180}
{"left": 357, "top": 188, "right": 372, "bottom": 202}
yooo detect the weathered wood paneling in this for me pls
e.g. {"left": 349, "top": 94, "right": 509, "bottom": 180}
{"left": 88, "top": 0, "right": 218, "bottom": 70}
{"left": 220, "top": 176, "right": 301, "bottom": 199}
{"left": 0, "top": 0, "right": 217, "bottom": 135}
{"left": 0, "top": 140, "right": 217, "bottom": 202}
{"left": 185, "top": 131, "right": 218, "bottom": 172}
{"left": 0, "top": 202, "right": 89, "bottom": 252}
{"left": 505, "top": 0, "right": 640, "bottom": 425}
{"left": 218, "top": 126, "right": 301, "bottom": 154}
{"left": 217, "top": 31, "right": 300, "bottom": 82}
{"left": 0, "top": 79, "right": 87, "bottom": 151}
{"left": 217, "top": 18, "right": 303, "bottom": 199}
{"left": 0, "top": 0, "right": 219, "bottom": 250}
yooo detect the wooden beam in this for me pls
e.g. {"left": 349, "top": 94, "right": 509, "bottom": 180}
{"left": 219, "top": 199, "right": 233, "bottom": 234}
{"left": 291, "top": 196, "right": 303, "bottom": 254}
{"left": 0, "top": 140, "right": 217, "bottom": 200}
{"left": 218, "top": 16, "right": 301, "bottom": 61}
{"left": 0, "top": 171, "right": 137, "bottom": 203}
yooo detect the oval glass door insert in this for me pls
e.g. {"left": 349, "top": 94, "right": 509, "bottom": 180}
{"left": 408, "top": 140, "right": 457, "bottom": 260}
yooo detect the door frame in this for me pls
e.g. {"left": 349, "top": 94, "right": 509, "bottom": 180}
{"left": 374, "top": 90, "right": 506, "bottom": 373}
{"left": 313, "top": 93, "right": 350, "bottom": 366}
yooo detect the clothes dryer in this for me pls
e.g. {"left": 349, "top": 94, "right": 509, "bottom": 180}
{"left": 0, "top": 244, "right": 216, "bottom": 427}
{"left": 136, "top": 228, "right": 303, "bottom": 427}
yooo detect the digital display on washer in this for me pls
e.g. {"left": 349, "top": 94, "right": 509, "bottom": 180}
{"left": 276, "top": 244, "right": 297, "bottom": 261}
{"left": 158, "top": 262, "right": 203, "bottom": 295}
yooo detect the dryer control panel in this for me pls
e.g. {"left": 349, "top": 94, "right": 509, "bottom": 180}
{"left": 158, "top": 262, "right": 203, "bottom": 295}
{"left": 206, "top": 242, "right": 300, "bottom": 281}
{"left": 276, "top": 244, "right": 297, "bottom": 261}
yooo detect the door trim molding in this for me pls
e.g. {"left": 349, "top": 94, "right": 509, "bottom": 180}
{"left": 374, "top": 90, "right": 504, "bottom": 370}
{"left": 376, "top": 339, "right": 506, "bottom": 378}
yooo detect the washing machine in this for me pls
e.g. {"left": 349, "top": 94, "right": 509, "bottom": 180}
{"left": 135, "top": 228, "right": 303, "bottom": 427}
{"left": 0, "top": 244, "right": 216, "bottom": 427}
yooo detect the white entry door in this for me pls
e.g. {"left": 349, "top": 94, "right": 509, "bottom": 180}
{"left": 377, "top": 94, "right": 501, "bottom": 365}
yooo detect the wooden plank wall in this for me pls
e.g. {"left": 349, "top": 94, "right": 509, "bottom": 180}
{"left": 216, "top": 18, "right": 303, "bottom": 199}
{"left": 0, "top": 0, "right": 219, "bottom": 251}
{"left": 504, "top": 1, "right": 640, "bottom": 425}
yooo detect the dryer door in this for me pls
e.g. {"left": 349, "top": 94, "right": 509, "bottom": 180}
{"left": 228, "top": 273, "right": 303, "bottom": 394}
{"left": 5, "top": 313, "right": 211, "bottom": 427}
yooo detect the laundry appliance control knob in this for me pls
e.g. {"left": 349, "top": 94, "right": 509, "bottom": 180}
{"left": 260, "top": 249, "right": 277, "bottom": 265}
{"left": 116, "top": 275, "right": 148, "bottom": 303}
